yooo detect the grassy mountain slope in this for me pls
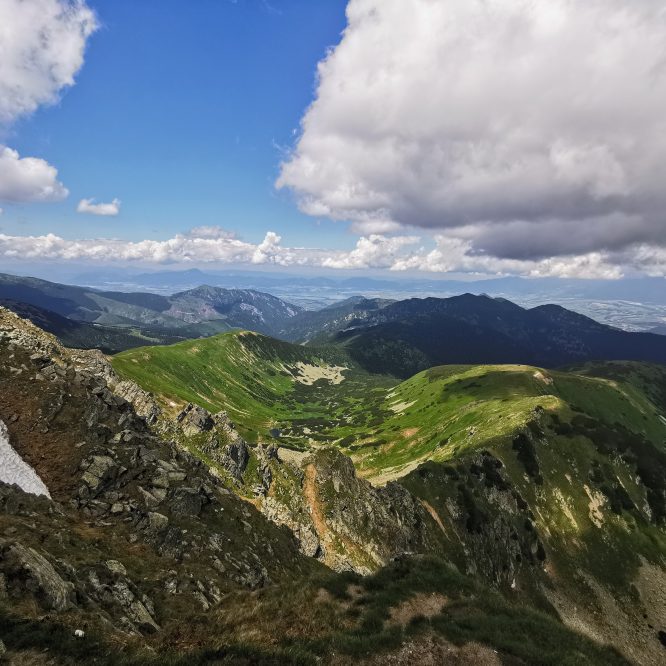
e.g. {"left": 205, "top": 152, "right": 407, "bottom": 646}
{"left": 112, "top": 331, "right": 666, "bottom": 662}
{"left": 112, "top": 331, "right": 393, "bottom": 445}
{"left": 114, "top": 332, "right": 666, "bottom": 484}
{"left": 344, "top": 362, "right": 666, "bottom": 481}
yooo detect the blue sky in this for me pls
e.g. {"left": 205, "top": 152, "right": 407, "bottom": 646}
{"left": 4, "top": 0, "right": 348, "bottom": 246}
{"left": 0, "top": 1, "right": 665, "bottom": 280}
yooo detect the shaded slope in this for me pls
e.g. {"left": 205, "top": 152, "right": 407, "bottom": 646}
{"left": 329, "top": 294, "right": 666, "bottom": 377}
{"left": 0, "top": 299, "right": 179, "bottom": 353}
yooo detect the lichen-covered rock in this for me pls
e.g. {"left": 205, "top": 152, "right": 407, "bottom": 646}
{"left": 112, "top": 380, "right": 161, "bottom": 424}
{"left": 176, "top": 403, "right": 214, "bottom": 435}
{"left": 0, "top": 539, "right": 74, "bottom": 611}
{"left": 218, "top": 439, "right": 250, "bottom": 482}
{"left": 111, "top": 580, "right": 160, "bottom": 633}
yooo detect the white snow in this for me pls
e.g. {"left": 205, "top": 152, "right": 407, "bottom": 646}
{"left": 0, "top": 420, "right": 50, "bottom": 497}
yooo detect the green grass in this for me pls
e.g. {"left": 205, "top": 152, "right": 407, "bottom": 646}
{"left": 113, "top": 335, "right": 666, "bottom": 484}
{"left": 112, "top": 330, "right": 392, "bottom": 444}
{"left": 343, "top": 362, "right": 666, "bottom": 481}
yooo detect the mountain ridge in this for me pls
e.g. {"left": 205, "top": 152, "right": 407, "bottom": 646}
{"left": 0, "top": 306, "right": 665, "bottom": 662}
{"left": 4, "top": 272, "right": 666, "bottom": 376}
{"left": 320, "top": 293, "right": 666, "bottom": 377}
{"left": 0, "top": 272, "right": 303, "bottom": 351}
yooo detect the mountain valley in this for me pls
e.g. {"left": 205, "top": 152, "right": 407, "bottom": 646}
{"left": 0, "top": 293, "right": 665, "bottom": 664}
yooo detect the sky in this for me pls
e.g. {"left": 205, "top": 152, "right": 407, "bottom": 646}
{"left": 1, "top": 0, "right": 666, "bottom": 280}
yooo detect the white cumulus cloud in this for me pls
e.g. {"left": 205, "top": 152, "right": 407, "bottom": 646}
{"left": 1, "top": 227, "right": 660, "bottom": 278}
{"left": 278, "top": 0, "right": 666, "bottom": 264}
{"left": 0, "top": 0, "right": 98, "bottom": 124}
{"left": 77, "top": 198, "right": 121, "bottom": 216}
{"left": 323, "top": 234, "right": 419, "bottom": 269}
{"left": 0, "top": 146, "right": 68, "bottom": 202}
{"left": 0, "top": 0, "right": 97, "bottom": 204}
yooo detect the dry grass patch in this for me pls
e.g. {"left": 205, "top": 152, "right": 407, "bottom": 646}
{"left": 388, "top": 592, "right": 448, "bottom": 627}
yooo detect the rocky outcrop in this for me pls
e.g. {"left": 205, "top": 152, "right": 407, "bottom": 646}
{"left": 218, "top": 439, "right": 250, "bottom": 481}
{"left": 254, "top": 447, "right": 445, "bottom": 574}
{"left": 176, "top": 403, "right": 214, "bottom": 435}
{"left": 112, "top": 380, "right": 161, "bottom": 424}
{"left": 303, "top": 449, "right": 445, "bottom": 573}
{"left": 401, "top": 451, "right": 547, "bottom": 589}
{"left": 0, "top": 539, "right": 74, "bottom": 611}
{"left": 0, "top": 306, "right": 319, "bottom": 637}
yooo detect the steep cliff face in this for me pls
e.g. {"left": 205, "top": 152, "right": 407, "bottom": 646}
{"left": 254, "top": 447, "right": 446, "bottom": 574}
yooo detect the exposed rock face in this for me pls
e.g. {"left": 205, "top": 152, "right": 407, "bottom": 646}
{"left": 304, "top": 449, "right": 445, "bottom": 573}
{"left": 402, "top": 452, "right": 547, "bottom": 588}
{"left": 0, "top": 306, "right": 319, "bottom": 636}
{"left": 0, "top": 539, "right": 74, "bottom": 611}
{"left": 262, "top": 495, "right": 322, "bottom": 559}
{"left": 112, "top": 380, "right": 161, "bottom": 424}
{"left": 218, "top": 440, "right": 250, "bottom": 482}
{"left": 255, "top": 447, "right": 445, "bottom": 574}
{"left": 176, "top": 403, "right": 214, "bottom": 435}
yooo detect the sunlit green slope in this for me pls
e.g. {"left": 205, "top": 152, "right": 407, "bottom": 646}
{"left": 112, "top": 330, "right": 393, "bottom": 444}
{"left": 345, "top": 362, "right": 666, "bottom": 481}
{"left": 112, "top": 334, "right": 666, "bottom": 661}
{"left": 114, "top": 332, "right": 666, "bottom": 484}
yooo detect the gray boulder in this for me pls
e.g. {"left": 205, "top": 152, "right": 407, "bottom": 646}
{"left": 0, "top": 539, "right": 74, "bottom": 611}
{"left": 176, "top": 404, "right": 214, "bottom": 435}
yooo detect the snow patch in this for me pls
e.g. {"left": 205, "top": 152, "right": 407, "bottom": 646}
{"left": 0, "top": 420, "right": 50, "bottom": 497}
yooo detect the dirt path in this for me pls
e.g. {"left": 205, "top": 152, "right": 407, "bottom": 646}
{"left": 420, "top": 499, "right": 447, "bottom": 534}
{"left": 303, "top": 464, "right": 330, "bottom": 540}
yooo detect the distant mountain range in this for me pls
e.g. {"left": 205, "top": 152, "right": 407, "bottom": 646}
{"left": 66, "top": 266, "right": 666, "bottom": 304}
{"left": 306, "top": 294, "right": 666, "bottom": 377}
{"left": 0, "top": 273, "right": 301, "bottom": 352}
{"left": 2, "top": 272, "right": 666, "bottom": 373}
